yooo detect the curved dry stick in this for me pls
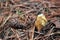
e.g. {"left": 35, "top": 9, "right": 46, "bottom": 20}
{"left": 11, "top": 28, "right": 21, "bottom": 40}
{"left": 0, "top": 13, "right": 12, "bottom": 33}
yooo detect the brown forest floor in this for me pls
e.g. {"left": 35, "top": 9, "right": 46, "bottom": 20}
{"left": 0, "top": 0, "right": 60, "bottom": 40}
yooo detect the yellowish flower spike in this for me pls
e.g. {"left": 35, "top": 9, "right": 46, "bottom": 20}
{"left": 35, "top": 14, "right": 47, "bottom": 32}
